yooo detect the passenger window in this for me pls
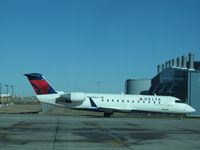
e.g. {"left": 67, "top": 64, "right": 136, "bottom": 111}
{"left": 122, "top": 100, "right": 124, "bottom": 102}
{"left": 132, "top": 100, "right": 134, "bottom": 103}
{"left": 117, "top": 100, "right": 119, "bottom": 102}
{"left": 107, "top": 99, "right": 109, "bottom": 102}
{"left": 112, "top": 99, "right": 114, "bottom": 102}
{"left": 127, "top": 100, "right": 129, "bottom": 103}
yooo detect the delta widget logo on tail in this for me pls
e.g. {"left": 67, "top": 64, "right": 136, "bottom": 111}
{"left": 24, "top": 73, "right": 57, "bottom": 95}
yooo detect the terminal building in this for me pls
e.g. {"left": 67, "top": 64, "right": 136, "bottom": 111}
{"left": 125, "top": 53, "right": 200, "bottom": 115}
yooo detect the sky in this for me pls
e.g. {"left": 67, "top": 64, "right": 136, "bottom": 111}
{"left": 0, "top": 0, "right": 200, "bottom": 96}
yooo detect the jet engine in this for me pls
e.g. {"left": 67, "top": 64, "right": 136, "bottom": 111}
{"left": 56, "top": 92, "right": 85, "bottom": 103}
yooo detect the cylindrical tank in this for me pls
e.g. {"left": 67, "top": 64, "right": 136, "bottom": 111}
{"left": 162, "top": 64, "right": 165, "bottom": 70}
{"left": 169, "top": 60, "right": 173, "bottom": 68}
{"left": 188, "top": 53, "right": 194, "bottom": 70}
{"left": 165, "top": 61, "right": 169, "bottom": 68}
{"left": 172, "top": 59, "right": 175, "bottom": 68}
{"left": 125, "top": 79, "right": 151, "bottom": 95}
{"left": 182, "top": 55, "right": 187, "bottom": 69}
{"left": 165, "top": 62, "right": 167, "bottom": 69}
{"left": 177, "top": 57, "right": 182, "bottom": 68}
{"left": 173, "top": 58, "right": 177, "bottom": 67}
{"left": 157, "top": 65, "right": 162, "bottom": 74}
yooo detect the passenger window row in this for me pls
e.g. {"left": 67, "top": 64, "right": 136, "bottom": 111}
{"left": 101, "top": 99, "right": 161, "bottom": 104}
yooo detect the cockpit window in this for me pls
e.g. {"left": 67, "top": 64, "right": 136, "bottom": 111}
{"left": 175, "top": 100, "right": 183, "bottom": 103}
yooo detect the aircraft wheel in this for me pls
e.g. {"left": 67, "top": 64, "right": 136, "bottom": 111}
{"left": 104, "top": 113, "right": 112, "bottom": 117}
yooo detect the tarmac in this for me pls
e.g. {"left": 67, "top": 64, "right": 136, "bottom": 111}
{"left": 0, "top": 114, "right": 200, "bottom": 150}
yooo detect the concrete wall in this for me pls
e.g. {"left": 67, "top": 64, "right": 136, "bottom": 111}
{"left": 188, "top": 71, "right": 200, "bottom": 115}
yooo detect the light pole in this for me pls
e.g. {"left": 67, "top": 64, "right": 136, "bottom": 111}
{"left": 5, "top": 85, "right": 9, "bottom": 104}
{"left": 0, "top": 83, "right": 2, "bottom": 104}
{"left": 10, "top": 85, "right": 14, "bottom": 104}
{"left": 97, "top": 81, "right": 102, "bottom": 93}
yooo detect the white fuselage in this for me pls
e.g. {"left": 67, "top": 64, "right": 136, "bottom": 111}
{"left": 37, "top": 92, "right": 195, "bottom": 114}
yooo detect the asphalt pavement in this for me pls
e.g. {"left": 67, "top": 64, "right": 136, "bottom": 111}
{"left": 0, "top": 114, "right": 199, "bottom": 150}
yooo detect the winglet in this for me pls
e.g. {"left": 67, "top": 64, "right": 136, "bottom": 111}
{"left": 89, "top": 98, "right": 97, "bottom": 107}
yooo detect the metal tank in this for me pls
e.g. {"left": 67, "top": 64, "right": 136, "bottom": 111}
{"left": 125, "top": 79, "right": 151, "bottom": 95}
{"left": 188, "top": 53, "right": 195, "bottom": 70}
{"left": 157, "top": 65, "right": 162, "bottom": 74}
{"left": 182, "top": 55, "right": 187, "bottom": 69}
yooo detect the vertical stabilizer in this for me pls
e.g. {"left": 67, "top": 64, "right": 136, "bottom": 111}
{"left": 24, "top": 73, "right": 57, "bottom": 95}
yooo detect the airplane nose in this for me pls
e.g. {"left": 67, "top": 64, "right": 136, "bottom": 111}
{"left": 185, "top": 105, "right": 196, "bottom": 113}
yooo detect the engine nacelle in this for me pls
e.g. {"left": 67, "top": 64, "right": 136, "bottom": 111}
{"left": 56, "top": 92, "right": 85, "bottom": 103}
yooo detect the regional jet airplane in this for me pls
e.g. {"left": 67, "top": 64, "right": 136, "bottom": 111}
{"left": 24, "top": 73, "right": 195, "bottom": 117}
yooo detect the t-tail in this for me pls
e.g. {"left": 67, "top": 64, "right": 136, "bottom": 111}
{"left": 24, "top": 73, "right": 57, "bottom": 95}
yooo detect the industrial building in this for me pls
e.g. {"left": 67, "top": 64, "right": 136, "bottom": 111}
{"left": 125, "top": 53, "right": 200, "bottom": 115}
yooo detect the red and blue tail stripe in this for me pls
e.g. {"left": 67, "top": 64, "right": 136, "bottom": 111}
{"left": 24, "top": 73, "right": 57, "bottom": 95}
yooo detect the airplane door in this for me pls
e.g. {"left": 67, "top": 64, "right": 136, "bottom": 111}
{"left": 162, "top": 101, "right": 169, "bottom": 110}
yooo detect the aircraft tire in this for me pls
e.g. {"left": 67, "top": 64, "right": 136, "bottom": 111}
{"left": 104, "top": 113, "right": 112, "bottom": 117}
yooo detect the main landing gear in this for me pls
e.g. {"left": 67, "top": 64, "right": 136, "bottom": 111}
{"left": 103, "top": 112, "right": 113, "bottom": 117}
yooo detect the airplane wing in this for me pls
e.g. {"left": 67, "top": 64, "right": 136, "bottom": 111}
{"left": 98, "top": 106, "right": 133, "bottom": 113}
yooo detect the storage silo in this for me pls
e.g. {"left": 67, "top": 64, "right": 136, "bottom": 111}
{"left": 125, "top": 79, "right": 151, "bottom": 95}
